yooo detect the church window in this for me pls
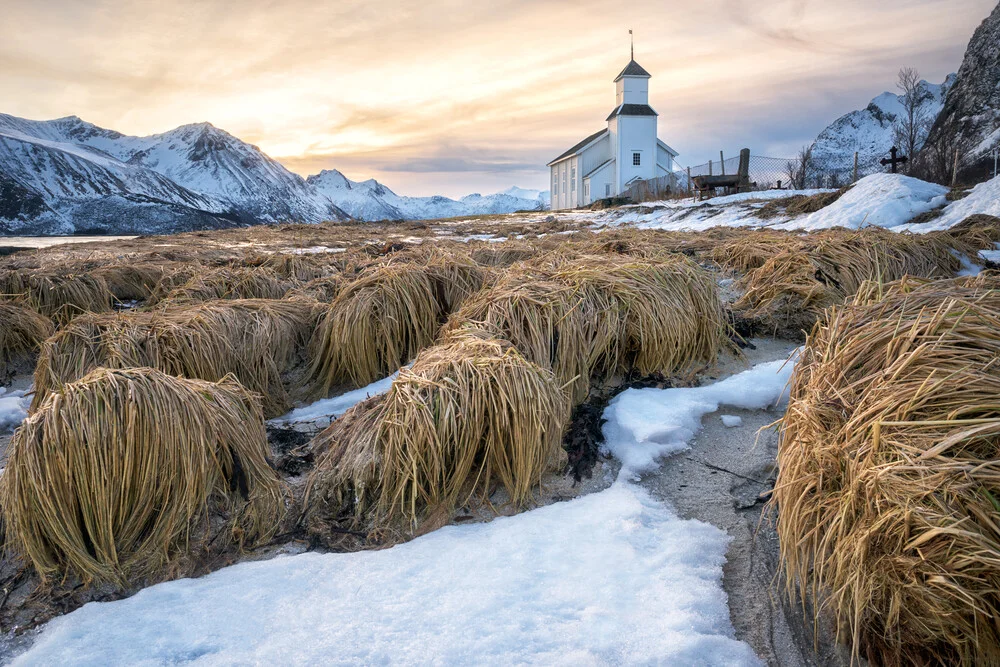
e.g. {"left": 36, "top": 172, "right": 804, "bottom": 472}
{"left": 632, "top": 152, "right": 641, "bottom": 166}
{"left": 571, "top": 167, "right": 576, "bottom": 191}
{"left": 605, "top": 184, "right": 611, "bottom": 197}
{"left": 552, "top": 174, "right": 558, "bottom": 195}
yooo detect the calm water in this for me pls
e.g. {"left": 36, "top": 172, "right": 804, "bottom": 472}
{"left": 0, "top": 235, "right": 137, "bottom": 250}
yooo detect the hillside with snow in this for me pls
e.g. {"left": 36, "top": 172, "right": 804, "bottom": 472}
{"left": 0, "top": 114, "right": 548, "bottom": 235}
{"left": 809, "top": 75, "right": 954, "bottom": 179}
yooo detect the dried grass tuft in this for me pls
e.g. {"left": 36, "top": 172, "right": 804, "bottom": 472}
{"left": 1, "top": 270, "right": 113, "bottom": 322}
{"left": 309, "top": 259, "right": 486, "bottom": 392}
{"left": 32, "top": 299, "right": 318, "bottom": 417}
{"left": 734, "top": 228, "right": 961, "bottom": 337}
{"left": 0, "top": 300, "right": 54, "bottom": 366}
{"left": 159, "top": 266, "right": 293, "bottom": 305}
{"left": 773, "top": 276, "right": 1000, "bottom": 665}
{"left": 0, "top": 367, "right": 284, "bottom": 586}
{"left": 304, "top": 333, "right": 568, "bottom": 539}
{"left": 445, "top": 254, "right": 728, "bottom": 404}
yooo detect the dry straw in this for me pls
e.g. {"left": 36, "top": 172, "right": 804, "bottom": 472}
{"left": 0, "top": 270, "right": 114, "bottom": 322}
{"left": 0, "top": 367, "right": 284, "bottom": 585}
{"left": 734, "top": 228, "right": 962, "bottom": 336}
{"left": 773, "top": 275, "right": 1000, "bottom": 665}
{"left": 305, "top": 331, "right": 568, "bottom": 539}
{"left": 309, "top": 258, "right": 486, "bottom": 393}
{"left": 445, "top": 254, "right": 728, "bottom": 405}
{"left": 0, "top": 300, "right": 54, "bottom": 366}
{"left": 159, "top": 266, "right": 293, "bottom": 305}
{"left": 32, "top": 298, "right": 318, "bottom": 417}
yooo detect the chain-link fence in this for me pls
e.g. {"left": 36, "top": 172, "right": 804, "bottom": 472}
{"left": 672, "top": 151, "right": 890, "bottom": 193}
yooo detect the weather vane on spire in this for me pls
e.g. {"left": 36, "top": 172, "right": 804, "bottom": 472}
{"left": 629, "top": 29, "right": 634, "bottom": 60}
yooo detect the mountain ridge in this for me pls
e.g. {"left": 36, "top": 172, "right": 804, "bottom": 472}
{"left": 0, "top": 114, "right": 549, "bottom": 235}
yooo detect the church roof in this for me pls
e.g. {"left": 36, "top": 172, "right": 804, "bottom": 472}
{"left": 606, "top": 104, "right": 658, "bottom": 121}
{"left": 547, "top": 128, "right": 609, "bottom": 166}
{"left": 614, "top": 59, "right": 651, "bottom": 81}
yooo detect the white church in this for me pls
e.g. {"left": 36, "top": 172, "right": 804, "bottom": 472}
{"left": 548, "top": 57, "right": 678, "bottom": 210}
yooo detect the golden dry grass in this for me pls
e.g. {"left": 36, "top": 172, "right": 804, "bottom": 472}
{"left": 733, "top": 228, "right": 962, "bottom": 337}
{"left": 0, "top": 270, "right": 114, "bottom": 322}
{"left": 773, "top": 275, "right": 1000, "bottom": 665}
{"left": 304, "top": 332, "right": 568, "bottom": 538}
{"left": 445, "top": 254, "right": 728, "bottom": 404}
{"left": 90, "top": 263, "right": 165, "bottom": 302}
{"left": 309, "top": 259, "right": 487, "bottom": 393}
{"left": 0, "top": 367, "right": 284, "bottom": 585}
{"left": 0, "top": 300, "right": 54, "bottom": 366}
{"left": 31, "top": 298, "right": 319, "bottom": 417}
{"left": 158, "top": 266, "right": 294, "bottom": 305}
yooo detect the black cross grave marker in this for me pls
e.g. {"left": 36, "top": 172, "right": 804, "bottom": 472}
{"left": 880, "top": 146, "right": 908, "bottom": 173}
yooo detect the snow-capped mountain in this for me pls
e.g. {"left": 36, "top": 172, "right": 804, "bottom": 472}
{"left": 0, "top": 114, "right": 548, "bottom": 235}
{"left": 306, "top": 169, "right": 548, "bottom": 221}
{"left": 809, "top": 75, "right": 954, "bottom": 178}
{"left": 919, "top": 1, "right": 1000, "bottom": 182}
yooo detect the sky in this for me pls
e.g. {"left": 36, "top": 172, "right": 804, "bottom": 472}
{"left": 1, "top": 0, "right": 995, "bottom": 198}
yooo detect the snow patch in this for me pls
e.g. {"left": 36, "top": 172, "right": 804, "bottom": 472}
{"left": 720, "top": 415, "right": 743, "bottom": 428}
{"left": 12, "top": 483, "right": 761, "bottom": 666}
{"left": 774, "top": 174, "right": 948, "bottom": 231}
{"left": 905, "top": 175, "right": 1000, "bottom": 232}
{"left": 0, "top": 387, "right": 30, "bottom": 433}
{"left": 602, "top": 355, "right": 798, "bottom": 480}
{"left": 273, "top": 373, "right": 398, "bottom": 427}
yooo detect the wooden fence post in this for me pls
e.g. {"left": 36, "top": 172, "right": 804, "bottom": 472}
{"left": 952, "top": 148, "right": 960, "bottom": 186}
{"left": 853, "top": 152, "right": 859, "bottom": 183}
{"left": 709, "top": 160, "right": 713, "bottom": 176}
{"left": 737, "top": 148, "right": 750, "bottom": 192}
{"left": 720, "top": 151, "right": 726, "bottom": 176}
{"left": 686, "top": 167, "right": 692, "bottom": 196}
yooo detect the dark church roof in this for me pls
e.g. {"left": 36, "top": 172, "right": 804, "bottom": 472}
{"left": 614, "top": 59, "right": 651, "bottom": 81}
{"left": 605, "top": 104, "right": 658, "bottom": 121}
{"left": 547, "top": 128, "right": 609, "bottom": 166}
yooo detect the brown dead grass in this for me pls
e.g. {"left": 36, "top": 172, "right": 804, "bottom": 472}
{"left": 774, "top": 275, "right": 1000, "bottom": 665}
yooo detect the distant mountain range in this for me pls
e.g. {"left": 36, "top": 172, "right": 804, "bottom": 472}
{"left": 809, "top": 75, "right": 955, "bottom": 178}
{"left": 0, "top": 114, "right": 549, "bottom": 235}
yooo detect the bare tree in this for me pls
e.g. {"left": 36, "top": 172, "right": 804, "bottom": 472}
{"left": 785, "top": 146, "right": 813, "bottom": 190}
{"left": 892, "top": 67, "right": 934, "bottom": 167}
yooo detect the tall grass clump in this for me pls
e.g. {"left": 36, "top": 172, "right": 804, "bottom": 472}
{"left": 305, "top": 331, "right": 568, "bottom": 540}
{"left": 773, "top": 276, "right": 1000, "bottom": 665}
{"left": 158, "top": 266, "right": 293, "bottom": 305}
{"left": 309, "top": 259, "right": 486, "bottom": 393}
{"left": 445, "top": 254, "right": 727, "bottom": 404}
{"left": 0, "top": 367, "right": 284, "bottom": 585}
{"left": 1, "top": 270, "right": 113, "bottom": 322}
{"left": 734, "top": 228, "right": 961, "bottom": 337}
{"left": 0, "top": 301, "right": 54, "bottom": 366}
{"left": 32, "top": 299, "right": 318, "bottom": 417}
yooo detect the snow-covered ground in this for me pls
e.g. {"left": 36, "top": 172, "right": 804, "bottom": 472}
{"left": 0, "top": 387, "right": 30, "bottom": 433}
{"left": 272, "top": 372, "right": 399, "bottom": 429}
{"left": 902, "top": 175, "right": 1000, "bottom": 232}
{"left": 772, "top": 174, "right": 947, "bottom": 231}
{"left": 598, "top": 189, "right": 835, "bottom": 232}
{"left": 594, "top": 174, "right": 998, "bottom": 234}
{"left": 11, "top": 358, "right": 801, "bottom": 666}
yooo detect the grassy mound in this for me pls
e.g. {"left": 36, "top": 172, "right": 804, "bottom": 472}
{"left": 304, "top": 332, "right": 568, "bottom": 540}
{"left": 0, "top": 270, "right": 113, "bottom": 322}
{"left": 309, "top": 259, "right": 486, "bottom": 393}
{"left": 774, "top": 276, "right": 1000, "bottom": 665}
{"left": 90, "top": 263, "right": 165, "bottom": 302}
{"left": 159, "top": 266, "right": 293, "bottom": 304}
{"left": 446, "top": 255, "right": 727, "bottom": 404}
{"left": 32, "top": 299, "right": 318, "bottom": 417}
{"left": 734, "top": 228, "right": 961, "bottom": 337}
{"left": 0, "top": 301, "right": 53, "bottom": 367}
{"left": 0, "top": 367, "right": 284, "bottom": 585}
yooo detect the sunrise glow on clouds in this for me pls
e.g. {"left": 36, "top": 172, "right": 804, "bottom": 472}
{"left": 1, "top": 0, "right": 993, "bottom": 197}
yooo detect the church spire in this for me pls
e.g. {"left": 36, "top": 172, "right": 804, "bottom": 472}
{"left": 629, "top": 29, "right": 633, "bottom": 61}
